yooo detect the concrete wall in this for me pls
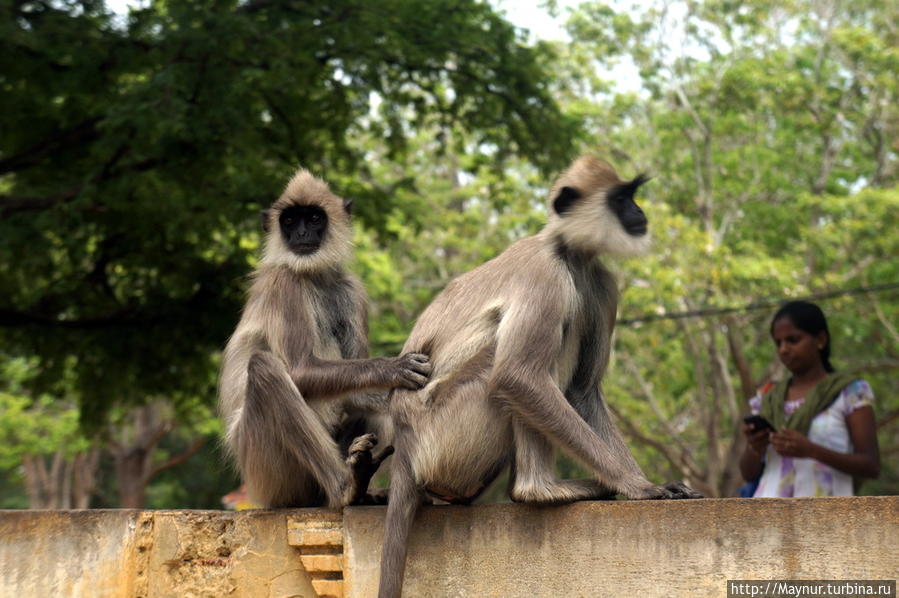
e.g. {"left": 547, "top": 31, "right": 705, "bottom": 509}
{"left": 1, "top": 497, "right": 896, "bottom": 598}
{"left": 0, "top": 509, "right": 319, "bottom": 598}
{"left": 346, "top": 497, "right": 898, "bottom": 597}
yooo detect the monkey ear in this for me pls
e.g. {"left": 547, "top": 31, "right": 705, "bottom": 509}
{"left": 260, "top": 209, "right": 271, "bottom": 233}
{"left": 343, "top": 199, "right": 353, "bottom": 217}
{"left": 553, "top": 186, "right": 581, "bottom": 216}
{"left": 608, "top": 174, "right": 651, "bottom": 203}
{"left": 623, "top": 173, "right": 651, "bottom": 196}
{"left": 630, "top": 173, "right": 651, "bottom": 190}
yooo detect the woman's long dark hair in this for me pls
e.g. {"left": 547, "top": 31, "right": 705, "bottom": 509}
{"left": 771, "top": 300, "right": 835, "bottom": 372}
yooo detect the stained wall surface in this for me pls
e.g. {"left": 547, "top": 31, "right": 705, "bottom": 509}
{"left": 345, "top": 497, "right": 899, "bottom": 598}
{"left": 1, "top": 497, "right": 896, "bottom": 598}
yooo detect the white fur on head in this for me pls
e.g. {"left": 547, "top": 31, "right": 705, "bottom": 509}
{"left": 260, "top": 169, "right": 353, "bottom": 273}
{"left": 543, "top": 155, "right": 651, "bottom": 257}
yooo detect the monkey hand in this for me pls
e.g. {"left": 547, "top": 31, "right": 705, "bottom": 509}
{"left": 631, "top": 481, "right": 703, "bottom": 500}
{"left": 389, "top": 353, "right": 432, "bottom": 390}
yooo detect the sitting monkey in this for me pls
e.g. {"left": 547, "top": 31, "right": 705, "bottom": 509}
{"left": 377, "top": 156, "right": 701, "bottom": 598}
{"left": 218, "top": 169, "right": 431, "bottom": 508}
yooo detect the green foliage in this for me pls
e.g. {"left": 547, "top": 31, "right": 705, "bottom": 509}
{"left": 346, "top": 130, "right": 551, "bottom": 356}
{"left": 553, "top": 0, "right": 899, "bottom": 495}
{"left": 0, "top": 357, "right": 91, "bottom": 469}
{"left": 141, "top": 437, "right": 240, "bottom": 509}
{"left": 0, "top": 0, "right": 576, "bottom": 424}
{"left": 1, "top": 0, "right": 897, "bottom": 505}
{"left": 0, "top": 356, "right": 96, "bottom": 506}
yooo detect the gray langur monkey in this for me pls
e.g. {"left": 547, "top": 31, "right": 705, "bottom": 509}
{"left": 218, "top": 169, "right": 431, "bottom": 509}
{"left": 377, "top": 155, "right": 702, "bottom": 598}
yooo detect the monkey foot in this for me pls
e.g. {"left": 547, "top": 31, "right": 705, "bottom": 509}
{"left": 634, "top": 481, "right": 703, "bottom": 500}
{"left": 357, "top": 488, "right": 389, "bottom": 505}
{"left": 344, "top": 434, "right": 395, "bottom": 506}
{"left": 347, "top": 433, "right": 378, "bottom": 460}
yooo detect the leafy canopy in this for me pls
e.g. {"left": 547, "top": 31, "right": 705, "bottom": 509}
{"left": 0, "top": 0, "right": 578, "bottom": 423}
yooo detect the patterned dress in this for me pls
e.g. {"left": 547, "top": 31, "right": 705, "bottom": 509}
{"left": 749, "top": 379, "right": 875, "bottom": 497}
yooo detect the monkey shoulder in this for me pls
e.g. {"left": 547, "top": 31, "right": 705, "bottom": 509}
{"left": 500, "top": 236, "right": 572, "bottom": 285}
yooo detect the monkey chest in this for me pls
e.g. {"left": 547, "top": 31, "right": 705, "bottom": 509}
{"left": 307, "top": 289, "right": 355, "bottom": 360}
{"left": 557, "top": 322, "right": 583, "bottom": 389}
{"left": 558, "top": 301, "right": 606, "bottom": 391}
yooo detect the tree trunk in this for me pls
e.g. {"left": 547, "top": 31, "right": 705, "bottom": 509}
{"left": 115, "top": 447, "right": 151, "bottom": 508}
{"left": 108, "top": 402, "right": 205, "bottom": 508}
{"left": 20, "top": 448, "right": 100, "bottom": 509}
{"left": 72, "top": 449, "right": 101, "bottom": 509}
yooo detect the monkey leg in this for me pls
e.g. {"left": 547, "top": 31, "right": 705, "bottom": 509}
{"left": 508, "top": 420, "right": 616, "bottom": 504}
{"left": 377, "top": 435, "right": 422, "bottom": 598}
{"left": 491, "top": 368, "right": 664, "bottom": 499}
{"left": 238, "top": 351, "right": 352, "bottom": 508}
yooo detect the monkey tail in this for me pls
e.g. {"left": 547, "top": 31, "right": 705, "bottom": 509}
{"left": 378, "top": 436, "right": 420, "bottom": 598}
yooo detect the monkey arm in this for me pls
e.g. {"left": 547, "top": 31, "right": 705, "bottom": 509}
{"left": 491, "top": 369, "right": 650, "bottom": 495}
{"left": 487, "top": 293, "right": 651, "bottom": 495}
{"left": 290, "top": 354, "right": 430, "bottom": 400}
{"left": 290, "top": 356, "right": 395, "bottom": 398}
{"left": 249, "top": 273, "right": 428, "bottom": 399}
{"left": 580, "top": 387, "right": 652, "bottom": 478}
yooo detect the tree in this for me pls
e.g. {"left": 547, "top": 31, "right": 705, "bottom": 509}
{"left": 0, "top": 358, "right": 99, "bottom": 508}
{"left": 552, "top": 0, "right": 899, "bottom": 496}
{"left": 0, "top": 0, "right": 578, "bottom": 425}
{"left": 106, "top": 400, "right": 210, "bottom": 508}
{"left": 347, "top": 126, "right": 552, "bottom": 356}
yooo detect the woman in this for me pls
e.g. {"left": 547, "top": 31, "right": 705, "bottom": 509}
{"left": 740, "top": 301, "right": 880, "bottom": 497}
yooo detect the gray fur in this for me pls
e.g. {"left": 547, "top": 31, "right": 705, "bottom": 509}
{"left": 377, "top": 156, "right": 700, "bottom": 598}
{"left": 218, "top": 169, "right": 431, "bottom": 509}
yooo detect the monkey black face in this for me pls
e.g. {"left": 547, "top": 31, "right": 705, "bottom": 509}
{"left": 279, "top": 205, "right": 328, "bottom": 255}
{"left": 606, "top": 174, "right": 649, "bottom": 236}
{"left": 552, "top": 174, "right": 650, "bottom": 237}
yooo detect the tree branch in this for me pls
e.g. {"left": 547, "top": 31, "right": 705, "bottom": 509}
{"left": 620, "top": 353, "right": 702, "bottom": 473}
{"left": 0, "top": 151, "right": 162, "bottom": 217}
{"left": 609, "top": 404, "right": 708, "bottom": 493}
{"left": 0, "top": 188, "right": 83, "bottom": 214}
{"left": 0, "top": 118, "right": 101, "bottom": 175}
{"left": 147, "top": 437, "right": 205, "bottom": 481}
{"left": 869, "top": 294, "right": 899, "bottom": 349}
{"left": 724, "top": 317, "right": 755, "bottom": 400}
{"left": 0, "top": 276, "right": 224, "bottom": 329}
{"left": 0, "top": 307, "right": 144, "bottom": 329}
{"left": 877, "top": 409, "right": 899, "bottom": 431}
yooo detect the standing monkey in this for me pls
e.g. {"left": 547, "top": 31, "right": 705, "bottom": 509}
{"left": 218, "top": 169, "right": 431, "bottom": 509}
{"left": 378, "top": 156, "right": 701, "bottom": 598}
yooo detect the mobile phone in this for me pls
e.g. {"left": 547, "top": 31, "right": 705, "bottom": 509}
{"left": 743, "top": 414, "right": 776, "bottom": 433}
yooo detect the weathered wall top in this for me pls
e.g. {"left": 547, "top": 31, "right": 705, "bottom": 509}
{"left": 1, "top": 497, "right": 896, "bottom": 598}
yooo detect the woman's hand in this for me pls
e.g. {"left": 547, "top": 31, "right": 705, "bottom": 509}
{"left": 742, "top": 424, "right": 771, "bottom": 456}
{"left": 769, "top": 429, "right": 816, "bottom": 458}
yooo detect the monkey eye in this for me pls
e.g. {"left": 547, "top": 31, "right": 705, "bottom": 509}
{"left": 310, "top": 213, "right": 321, "bottom": 222}
{"left": 283, "top": 217, "right": 293, "bottom": 225}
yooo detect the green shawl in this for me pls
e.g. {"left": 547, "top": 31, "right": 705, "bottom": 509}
{"left": 760, "top": 372, "right": 856, "bottom": 436}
